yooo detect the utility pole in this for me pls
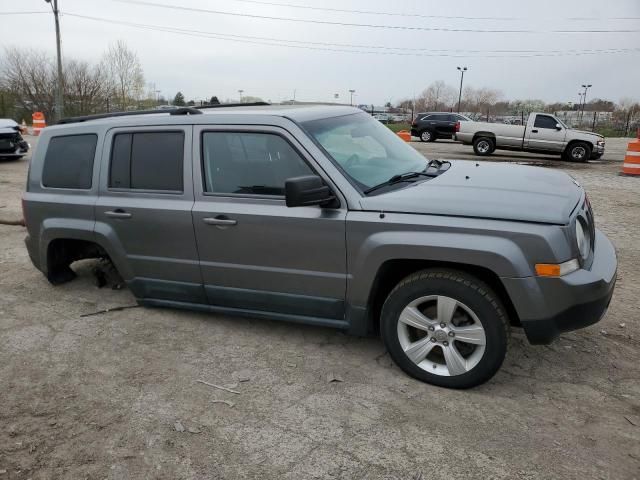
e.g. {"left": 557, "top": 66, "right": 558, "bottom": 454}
{"left": 238, "top": 89, "right": 244, "bottom": 102}
{"left": 456, "top": 66, "right": 467, "bottom": 113}
{"left": 349, "top": 89, "right": 355, "bottom": 106}
{"left": 45, "top": 0, "right": 64, "bottom": 121}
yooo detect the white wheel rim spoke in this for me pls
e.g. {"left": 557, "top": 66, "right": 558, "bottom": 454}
{"left": 450, "top": 324, "right": 486, "bottom": 346}
{"left": 404, "top": 337, "right": 436, "bottom": 364}
{"left": 443, "top": 344, "right": 468, "bottom": 375}
{"left": 436, "top": 296, "right": 457, "bottom": 324}
{"left": 399, "top": 305, "right": 436, "bottom": 331}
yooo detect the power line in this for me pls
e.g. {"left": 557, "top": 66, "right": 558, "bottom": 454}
{"left": 219, "top": 0, "right": 640, "bottom": 21}
{"left": 111, "top": 0, "right": 640, "bottom": 34}
{"left": 0, "top": 11, "right": 50, "bottom": 15}
{"left": 63, "top": 12, "right": 640, "bottom": 58}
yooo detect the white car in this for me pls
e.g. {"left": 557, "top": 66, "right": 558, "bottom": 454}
{"left": 0, "top": 119, "right": 30, "bottom": 159}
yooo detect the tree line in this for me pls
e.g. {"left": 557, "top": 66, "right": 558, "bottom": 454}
{"left": 0, "top": 43, "right": 228, "bottom": 121}
{"left": 397, "top": 80, "right": 638, "bottom": 123}
{"left": 0, "top": 41, "right": 147, "bottom": 121}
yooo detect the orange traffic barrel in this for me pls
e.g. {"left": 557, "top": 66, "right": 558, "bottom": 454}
{"left": 622, "top": 133, "right": 640, "bottom": 176}
{"left": 32, "top": 111, "right": 46, "bottom": 136}
{"left": 396, "top": 130, "right": 411, "bottom": 142}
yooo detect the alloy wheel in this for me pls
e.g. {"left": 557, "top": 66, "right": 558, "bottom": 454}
{"left": 396, "top": 295, "right": 487, "bottom": 376}
{"left": 477, "top": 140, "right": 491, "bottom": 154}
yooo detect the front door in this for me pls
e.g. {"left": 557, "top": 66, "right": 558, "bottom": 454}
{"left": 191, "top": 126, "right": 347, "bottom": 323}
{"left": 525, "top": 114, "right": 567, "bottom": 152}
{"left": 95, "top": 125, "right": 205, "bottom": 304}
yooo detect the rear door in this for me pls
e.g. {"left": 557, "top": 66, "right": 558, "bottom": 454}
{"left": 525, "top": 114, "right": 567, "bottom": 152}
{"left": 95, "top": 125, "right": 205, "bottom": 304}
{"left": 191, "top": 125, "right": 348, "bottom": 323}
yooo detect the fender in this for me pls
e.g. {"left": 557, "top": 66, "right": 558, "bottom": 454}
{"left": 39, "top": 218, "right": 133, "bottom": 281}
{"left": 39, "top": 218, "right": 96, "bottom": 274}
{"left": 347, "top": 229, "right": 534, "bottom": 308}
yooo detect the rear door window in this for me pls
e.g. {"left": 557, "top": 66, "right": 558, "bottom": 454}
{"left": 42, "top": 134, "right": 97, "bottom": 189}
{"left": 109, "top": 131, "right": 184, "bottom": 191}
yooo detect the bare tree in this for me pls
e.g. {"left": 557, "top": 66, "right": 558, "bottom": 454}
{"left": 462, "top": 86, "right": 503, "bottom": 115}
{"left": 0, "top": 47, "right": 57, "bottom": 119}
{"left": 417, "top": 81, "right": 457, "bottom": 112}
{"left": 618, "top": 97, "right": 639, "bottom": 136}
{"left": 64, "top": 59, "right": 111, "bottom": 116}
{"left": 103, "top": 40, "right": 145, "bottom": 110}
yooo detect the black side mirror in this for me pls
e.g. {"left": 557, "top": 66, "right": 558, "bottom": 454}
{"left": 285, "top": 175, "right": 336, "bottom": 208}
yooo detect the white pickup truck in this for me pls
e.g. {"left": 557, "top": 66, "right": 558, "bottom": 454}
{"left": 454, "top": 112, "right": 605, "bottom": 162}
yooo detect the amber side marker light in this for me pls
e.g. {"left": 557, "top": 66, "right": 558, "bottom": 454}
{"left": 535, "top": 259, "right": 580, "bottom": 277}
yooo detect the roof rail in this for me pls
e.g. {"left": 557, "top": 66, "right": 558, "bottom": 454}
{"left": 197, "top": 102, "right": 270, "bottom": 109}
{"left": 56, "top": 107, "right": 202, "bottom": 125}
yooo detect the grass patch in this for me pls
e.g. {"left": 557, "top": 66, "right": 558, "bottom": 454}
{"left": 594, "top": 127, "right": 633, "bottom": 138}
{"left": 385, "top": 123, "right": 411, "bottom": 133}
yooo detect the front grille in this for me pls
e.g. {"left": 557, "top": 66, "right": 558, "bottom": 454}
{"left": 0, "top": 134, "right": 18, "bottom": 153}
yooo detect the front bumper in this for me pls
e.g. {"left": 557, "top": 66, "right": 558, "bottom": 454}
{"left": 502, "top": 229, "right": 617, "bottom": 345}
{"left": 594, "top": 142, "right": 605, "bottom": 155}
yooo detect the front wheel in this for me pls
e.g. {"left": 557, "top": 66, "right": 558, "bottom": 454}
{"left": 473, "top": 137, "right": 495, "bottom": 156}
{"left": 564, "top": 142, "right": 591, "bottom": 162}
{"left": 381, "top": 269, "right": 509, "bottom": 389}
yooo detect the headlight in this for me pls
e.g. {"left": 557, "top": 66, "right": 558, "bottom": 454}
{"left": 576, "top": 218, "right": 591, "bottom": 259}
{"left": 597, "top": 139, "right": 605, "bottom": 146}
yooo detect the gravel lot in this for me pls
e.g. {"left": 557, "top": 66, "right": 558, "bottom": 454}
{"left": 1, "top": 136, "right": 639, "bottom": 479}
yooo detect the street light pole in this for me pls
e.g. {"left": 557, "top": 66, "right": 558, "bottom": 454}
{"left": 580, "top": 84, "right": 592, "bottom": 122}
{"left": 456, "top": 66, "right": 467, "bottom": 113}
{"left": 238, "top": 89, "right": 244, "bottom": 102}
{"left": 349, "top": 89, "right": 355, "bottom": 106}
{"left": 45, "top": 0, "right": 64, "bottom": 121}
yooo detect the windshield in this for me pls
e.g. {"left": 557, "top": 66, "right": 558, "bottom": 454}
{"left": 302, "top": 113, "right": 428, "bottom": 190}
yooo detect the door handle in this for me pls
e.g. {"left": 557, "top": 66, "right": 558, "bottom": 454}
{"left": 105, "top": 209, "right": 132, "bottom": 219}
{"left": 531, "top": 129, "right": 539, "bottom": 133}
{"left": 203, "top": 216, "right": 237, "bottom": 226}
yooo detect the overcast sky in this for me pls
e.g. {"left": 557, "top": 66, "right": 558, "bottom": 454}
{"left": 2, "top": 0, "right": 639, "bottom": 105}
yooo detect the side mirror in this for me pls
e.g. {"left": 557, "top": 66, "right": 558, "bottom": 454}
{"left": 555, "top": 123, "right": 562, "bottom": 130}
{"left": 285, "top": 175, "right": 336, "bottom": 208}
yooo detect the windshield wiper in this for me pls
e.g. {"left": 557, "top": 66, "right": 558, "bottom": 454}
{"left": 363, "top": 170, "right": 437, "bottom": 195}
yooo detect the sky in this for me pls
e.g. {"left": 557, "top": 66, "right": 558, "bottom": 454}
{"left": 1, "top": 0, "right": 639, "bottom": 106}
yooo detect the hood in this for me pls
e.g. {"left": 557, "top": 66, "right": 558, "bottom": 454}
{"left": 359, "top": 160, "right": 583, "bottom": 224}
{"left": 568, "top": 128, "right": 603, "bottom": 139}
{"left": 0, "top": 127, "right": 20, "bottom": 136}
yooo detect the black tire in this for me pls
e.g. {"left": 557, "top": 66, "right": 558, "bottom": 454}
{"left": 473, "top": 137, "right": 495, "bottom": 156}
{"left": 564, "top": 142, "right": 591, "bottom": 163}
{"left": 381, "top": 269, "right": 509, "bottom": 389}
{"left": 420, "top": 130, "right": 435, "bottom": 142}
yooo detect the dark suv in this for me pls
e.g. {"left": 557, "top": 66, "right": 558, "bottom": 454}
{"left": 411, "top": 112, "right": 471, "bottom": 142}
{"left": 23, "top": 104, "right": 617, "bottom": 388}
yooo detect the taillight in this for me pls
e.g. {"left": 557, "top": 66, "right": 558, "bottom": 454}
{"left": 455, "top": 121, "right": 460, "bottom": 132}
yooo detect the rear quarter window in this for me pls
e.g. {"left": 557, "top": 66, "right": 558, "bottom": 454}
{"left": 42, "top": 134, "right": 98, "bottom": 189}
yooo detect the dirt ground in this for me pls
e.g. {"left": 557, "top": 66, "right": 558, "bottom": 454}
{"left": 1, "top": 136, "right": 639, "bottom": 479}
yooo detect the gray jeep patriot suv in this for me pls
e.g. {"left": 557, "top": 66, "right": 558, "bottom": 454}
{"left": 23, "top": 104, "right": 617, "bottom": 388}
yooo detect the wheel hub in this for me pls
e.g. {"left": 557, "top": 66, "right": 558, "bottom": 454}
{"left": 433, "top": 329, "right": 448, "bottom": 343}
